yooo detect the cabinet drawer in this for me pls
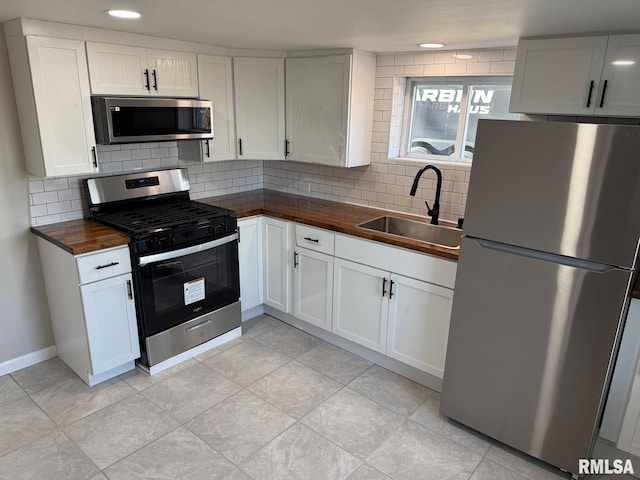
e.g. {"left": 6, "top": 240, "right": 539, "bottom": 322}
{"left": 295, "top": 224, "right": 335, "bottom": 255}
{"left": 76, "top": 246, "right": 131, "bottom": 284}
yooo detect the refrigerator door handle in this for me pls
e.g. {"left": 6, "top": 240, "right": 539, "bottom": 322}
{"left": 472, "top": 238, "right": 620, "bottom": 273}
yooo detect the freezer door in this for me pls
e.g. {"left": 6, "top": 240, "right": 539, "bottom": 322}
{"left": 440, "top": 236, "right": 633, "bottom": 475}
{"left": 465, "top": 120, "right": 640, "bottom": 267}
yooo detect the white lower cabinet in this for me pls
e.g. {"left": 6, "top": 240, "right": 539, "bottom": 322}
{"left": 332, "top": 258, "right": 388, "bottom": 353}
{"left": 386, "top": 274, "right": 453, "bottom": 378}
{"left": 36, "top": 239, "right": 140, "bottom": 386}
{"left": 262, "top": 217, "right": 291, "bottom": 312}
{"left": 80, "top": 273, "right": 139, "bottom": 375}
{"left": 238, "top": 217, "right": 263, "bottom": 312}
{"left": 293, "top": 247, "right": 334, "bottom": 331}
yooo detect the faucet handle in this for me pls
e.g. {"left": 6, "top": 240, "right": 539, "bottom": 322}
{"left": 425, "top": 200, "right": 436, "bottom": 217}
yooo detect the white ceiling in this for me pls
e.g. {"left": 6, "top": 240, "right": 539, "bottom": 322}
{"left": 1, "top": 0, "right": 639, "bottom": 53}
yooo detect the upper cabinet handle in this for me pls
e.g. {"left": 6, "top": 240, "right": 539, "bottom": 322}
{"left": 144, "top": 69, "right": 150, "bottom": 91}
{"left": 599, "top": 79, "right": 608, "bottom": 108}
{"left": 91, "top": 146, "right": 98, "bottom": 168}
{"left": 238, "top": 138, "right": 243, "bottom": 156}
{"left": 585, "top": 80, "right": 594, "bottom": 108}
{"left": 152, "top": 69, "right": 158, "bottom": 91}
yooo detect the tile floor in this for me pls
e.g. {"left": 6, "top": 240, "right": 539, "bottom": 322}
{"left": 0, "top": 314, "right": 627, "bottom": 480}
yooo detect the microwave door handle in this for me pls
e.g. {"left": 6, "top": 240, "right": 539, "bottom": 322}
{"left": 138, "top": 233, "right": 238, "bottom": 266}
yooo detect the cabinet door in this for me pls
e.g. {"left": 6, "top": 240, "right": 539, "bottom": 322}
{"left": 509, "top": 36, "right": 608, "bottom": 115}
{"left": 332, "top": 258, "right": 388, "bottom": 353}
{"left": 148, "top": 49, "right": 198, "bottom": 97}
{"left": 198, "top": 55, "right": 236, "bottom": 160}
{"left": 80, "top": 273, "right": 140, "bottom": 375}
{"left": 599, "top": 34, "right": 640, "bottom": 117}
{"left": 386, "top": 274, "right": 453, "bottom": 378}
{"left": 293, "top": 248, "right": 334, "bottom": 331}
{"left": 25, "top": 36, "right": 97, "bottom": 177}
{"left": 233, "top": 57, "right": 286, "bottom": 160}
{"left": 238, "top": 217, "right": 263, "bottom": 312}
{"left": 286, "top": 55, "right": 350, "bottom": 166}
{"left": 86, "top": 42, "right": 150, "bottom": 96}
{"left": 263, "top": 217, "right": 290, "bottom": 312}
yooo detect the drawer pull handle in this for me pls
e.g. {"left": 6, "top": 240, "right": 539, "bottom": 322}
{"left": 95, "top": 262, "right": 119, "bottom": 270}
{"left": 304, "top": 237, "right": 319, "bottom": 243}
{"left": 186, "top": 319, "right": 211, "bottom": 332}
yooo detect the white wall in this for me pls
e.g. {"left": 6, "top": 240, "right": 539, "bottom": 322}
{"left": 0, "top": 25, "right": 53, "bottom": 363}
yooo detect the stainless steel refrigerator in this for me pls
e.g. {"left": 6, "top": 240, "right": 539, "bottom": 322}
{"left": 440, "top": 119, "right": 640, "bottom": 476}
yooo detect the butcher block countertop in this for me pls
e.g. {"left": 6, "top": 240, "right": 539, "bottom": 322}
{"left": 29, "top": 188, "right": 640, "bottom": 298}
{"left": 200, "top": 189, "right": 460, "bottom": 261}
{"left": 30, "top": 219, "right": 130, "bottom": 255}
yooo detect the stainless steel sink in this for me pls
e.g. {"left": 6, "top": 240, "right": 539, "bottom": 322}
{"left": 357, "top": 216, "right": 462, "bottom": 248}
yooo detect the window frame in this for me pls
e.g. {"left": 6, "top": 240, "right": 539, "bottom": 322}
{"left": 400, "top": 75, "right": 515, "bottom": 164}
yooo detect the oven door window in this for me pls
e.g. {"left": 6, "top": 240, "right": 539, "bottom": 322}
{"left": 137, "top": 237, "right": 240, "bottom": 336}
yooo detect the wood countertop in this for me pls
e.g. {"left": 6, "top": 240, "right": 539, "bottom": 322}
{"left": 199, "top": 189, "right": 460, "bottom": 261}
{"left": 31, "top": 219, "right": 130, "bottom": 255}
{"left": 29, "top": 188, "right": 640, "bottom": 298}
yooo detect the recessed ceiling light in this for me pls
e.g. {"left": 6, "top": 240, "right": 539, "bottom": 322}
{"left": 106, "top": 9, "right": 141, "bottom": 19}
{"left": 418, "top": 43, "right": 445, "bottom": 49}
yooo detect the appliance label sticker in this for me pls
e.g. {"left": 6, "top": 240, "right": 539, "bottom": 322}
{"left": 184, "top": 278, "right": 205, "bottom": 305}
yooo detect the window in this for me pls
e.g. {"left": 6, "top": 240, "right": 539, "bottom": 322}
{"left": 403, "top": 77, "right": 518, "bottom": 162}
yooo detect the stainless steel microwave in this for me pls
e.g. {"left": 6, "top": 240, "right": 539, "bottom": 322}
{"left": 91, "top": 97, "right": 213, "bottom": 145}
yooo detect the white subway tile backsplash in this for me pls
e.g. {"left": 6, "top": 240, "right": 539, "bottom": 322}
{"left": 414, "top": 53, "right": 435, "bottom": 65}
{"left": 32, "top": 191, "right": 58, "bottom": 205}
{"left": 394, "top": 54, "right": 415, "bottom": 66}
{"left": 434, "top": 52, "right": 456, "bottom": 64}
{"left": 445, "top": 63, "right": 468, "bottom": 75}
{"left": 479, "top": 50, "right": 504, "bottom": 62}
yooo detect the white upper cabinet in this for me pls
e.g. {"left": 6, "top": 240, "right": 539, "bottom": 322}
{"left": 510, "top": 36, "right": 608, "bottom": 115}
{"left": 86, "top": 42, "right": 198, "bottom": 97}
{"left": 178, "top": 55, "right": 236, "bottom": 162}
{"left": 6, "top": 35, "right": 97, "bottom": 177}
{"left": 285, "top": 52, "right": 375, "bottom": 167}
{"left": 510, "top": 34, "right": 640, "bottom": 117}
{"left": 233, "top": 57, "right": 286, "bottom": 160}
{"left": 598, "top": 34, "right": 640, "bottom": 117}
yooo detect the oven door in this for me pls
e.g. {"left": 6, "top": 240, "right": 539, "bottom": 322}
{"left": 136, "top": 233, "right": 240, "bottom": 336}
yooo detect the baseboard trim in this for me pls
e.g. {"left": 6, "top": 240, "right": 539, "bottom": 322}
{"left": 242, "top": 304, "right": 265, "bottom": 322}
{"left": 0, "top": 345, "right": 58, "bottom": 376}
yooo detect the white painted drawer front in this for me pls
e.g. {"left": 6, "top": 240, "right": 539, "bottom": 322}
{"left": 295, "top": 224, "right": 335, "bottom": 255}
{"left": 334, "top": 234, "right": 456, "bottom": 289}
{"left": 76, "top": 246, "right": 131, "bottom": 284}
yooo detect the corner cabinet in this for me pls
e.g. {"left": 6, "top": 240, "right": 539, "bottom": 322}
{"left": 86, "top": 42, "right": 198, "bottom": 97}
{"left": 510, "top": 34, "right": 640, "bottom": 116}
{"left": 233, "top": 57, "right": 286, "bottom": 160}
{"left": 5, "top": 35, "right": 98, "bottom": 177}
{"left": 178, "top": 55, "right": 237, "bottom": 163}
{"left": 36, "top": 240, "right": 140, "bottom": 386}
{"left": 285, "top": 52, "right": 375, "bottom": 167}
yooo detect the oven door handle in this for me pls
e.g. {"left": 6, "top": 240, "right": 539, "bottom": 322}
{"left": 138, "top": 233, "right": 238, "bottom": 266}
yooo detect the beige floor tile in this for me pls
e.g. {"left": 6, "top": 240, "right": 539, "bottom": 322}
{"left": 63, "top": 394, "right": 179, "bottom": 469}
{"left": 297, "top": 342, "right": 372, "bottom": 384}
{"left": 367, "top": 420, "right": 482, "bottom": 480}
{"left": 244, "top": 317, "right": 323, "bottom": 357}
{"left": 193, "top": 337, "right": 245, "bottom": 362}
{"left": 485, "top": 443, "right": 570, "bottom": 480}
{"left": 10, "top": 357, "right": 76, "bottom": 395}
{"left": 104, "top": 427, "right": 235, "bottom": 480}
{"left": 301, "top": 388, "right": 404, "bottom": 459}
{"left": 0, "top": 374, "right": 26, "bottom": 408}
{"left": 470, "top": 458, "right": 529, "bottom": 480}
{"left": 141, "top": 363, "right": 241, "bottom": 422}
{"left": 31, "top": 376, "right": 135, "bottom": 426}
{"left": 248, "top": 361, "right": 341, "bottom": 419}
{"left": 204, "top": 339, "right": 291, "bottom": 386}
{"left": 347, "top": 365, "right": 431, "bottom": 416}
{"left": 0, "top": 397, "right": 56, "bottom": 456}
{"left": 410, "top": 389, "right": 492, "bottom": 455}
{"left": 0, "top": 430, "right": 98, "bottom": 480}
{"left": 241, "top": 423, "right": 361, "bottom": 480}
{"left": 186, "top": 389, "right": 295, "bottom": 464}
{"left": 347, "top": 464, "right": 391, "bottom": 480}
{"left": 118, "top": 358, "right": 198, "bottom": 391}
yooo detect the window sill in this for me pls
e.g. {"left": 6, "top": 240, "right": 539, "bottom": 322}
{"left": 392, "top": 156, "right": 472, "bottom": 169}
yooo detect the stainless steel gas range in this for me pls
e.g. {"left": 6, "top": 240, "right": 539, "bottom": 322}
{"left": 85, "top": 168, "right": 241, "bottom": 368}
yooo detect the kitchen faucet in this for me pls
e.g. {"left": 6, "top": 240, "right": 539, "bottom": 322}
{"left": 409, "top": 164, "right": 442, "bottom": 225}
